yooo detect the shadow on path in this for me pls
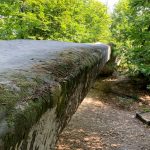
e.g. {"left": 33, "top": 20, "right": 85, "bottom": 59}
{"left": 56, "top": 78, "right": 150, "bottom": 150}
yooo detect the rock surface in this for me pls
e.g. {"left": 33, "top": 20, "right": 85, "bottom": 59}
{"left": 0, "top": 40, "right": 110, "bottom": 150}
{"left": 136, "top": 112, "right": 150, "bottom": 125}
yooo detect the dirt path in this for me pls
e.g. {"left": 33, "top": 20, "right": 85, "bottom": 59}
{"left": 56, "top": 78, "right": 150, "bottom": 150}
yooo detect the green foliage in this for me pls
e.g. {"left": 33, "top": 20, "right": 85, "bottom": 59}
{"left": 111, "top": 0, "right": 150, "bottom": 82}
{"left": 0, "top": 0, "right": 111, "bottom": 43}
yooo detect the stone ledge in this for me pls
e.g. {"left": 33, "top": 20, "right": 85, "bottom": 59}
{"left": 136, "top": 112, "right": 150, "bottom": 125}
{"left": 0, "top": 40, "right": 110, "bottom": 149}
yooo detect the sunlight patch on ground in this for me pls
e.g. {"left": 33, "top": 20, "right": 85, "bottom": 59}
{"left": 57, "top": 129, "right": 104, "bottom": 150}
{"left": 83, "top": 97, "right": 104, "bottom": 107}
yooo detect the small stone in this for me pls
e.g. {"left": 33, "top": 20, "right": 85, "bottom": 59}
{"left": 139, "top": 102, "right": 143, "bottom": 106}
{"left": 111, "top": 144, "right": 119, "bottom": 147}
{"left": 131, "top": 115, "right": 135, "bottom": 118}
{"left": 136, "top": 112, "right": 150, "bottom": 125}
{"left": 84, "top": 137, "right": 89, "bottom": 142}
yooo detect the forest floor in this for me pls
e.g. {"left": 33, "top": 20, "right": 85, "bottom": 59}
{"left": 56, "top": 76, "right": 150, "bottom": 150}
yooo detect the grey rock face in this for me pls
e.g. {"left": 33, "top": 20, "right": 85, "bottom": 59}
{"left": 0, "top": 40, "right": 110, "bottom": 150}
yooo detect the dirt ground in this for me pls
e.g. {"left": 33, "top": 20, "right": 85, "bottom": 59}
{"left": 56, "top": 77, "right": 150, "bottom": 150}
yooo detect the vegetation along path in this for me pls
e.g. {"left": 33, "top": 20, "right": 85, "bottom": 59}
{"left": 56, "top": 77, "right": 150, "bottom": 150}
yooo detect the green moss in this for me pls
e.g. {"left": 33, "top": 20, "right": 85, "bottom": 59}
{"left": 3, "top": 88, "right": 57, "bottom": 149}
{"left": 0, "top": 86, "right": 19, "bottom": 105}
{"left": 56, "top": 81, "right": 68, "bottom": 118}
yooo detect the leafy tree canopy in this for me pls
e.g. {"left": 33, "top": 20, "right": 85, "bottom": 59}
{"left": 0, "top": 0, "right": 111, "bottom": 43}
{"left": 111, "top": 0, "right": 150, "bottom": 82}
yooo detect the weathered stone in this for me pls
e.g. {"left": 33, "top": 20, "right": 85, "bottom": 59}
{"left": 136, "top": 112, "right": 150, "bottom": 125}
{"left": 0, "top": 40, "right": 110, "bottom": 149}
{"left": 99, "top": 43, "right": 117, "bottom": 76}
